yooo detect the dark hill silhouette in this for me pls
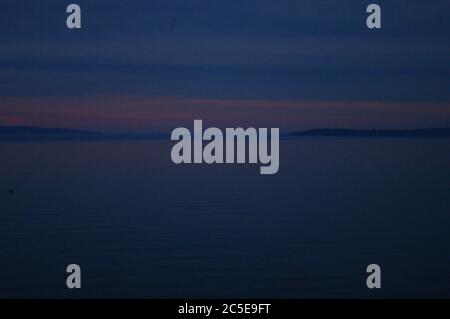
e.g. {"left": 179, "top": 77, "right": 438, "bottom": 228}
{"left": 0, "top": 126, "right": 170, "bottom": 140}
{"left": 290, "top": 128, "right": 450, "bottom": 137}
{"left": 0, "top": 126, "right": 101, "bottom": 135}
{"left": 0, "top": 126, "right": 103, "bottom": 140}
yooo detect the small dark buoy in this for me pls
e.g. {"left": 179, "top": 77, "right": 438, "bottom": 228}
{"left": 9, "top": 188, "right": 14, "bottom": 196}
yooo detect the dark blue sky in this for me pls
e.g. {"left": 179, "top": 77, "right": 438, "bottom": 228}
{"left": 0, "top": 0, "right": 449, "bottom": 132}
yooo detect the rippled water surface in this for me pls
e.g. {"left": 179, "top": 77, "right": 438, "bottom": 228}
{"left": 0, "top": 138, "right": 449, "bottom": 298}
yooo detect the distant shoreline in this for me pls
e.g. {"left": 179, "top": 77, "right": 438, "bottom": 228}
{"left": 0, "top": 126, "right": 171, "bottom": 141}
{"left": 289, "top": 128, "right": 450, "bottom": 138}
{"left": 1, "top": 126, "right": 450, "bottom": 140}
{"left": 0, "top": 126, "right": 102, "bottom": 135}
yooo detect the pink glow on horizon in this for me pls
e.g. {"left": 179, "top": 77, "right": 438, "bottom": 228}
{"left": 1, "top": 96, "right": 449, "bottom": 133}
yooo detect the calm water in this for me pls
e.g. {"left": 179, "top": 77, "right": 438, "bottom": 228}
{"left": 0, "top": 138, "right": 449, "bottom": 298}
